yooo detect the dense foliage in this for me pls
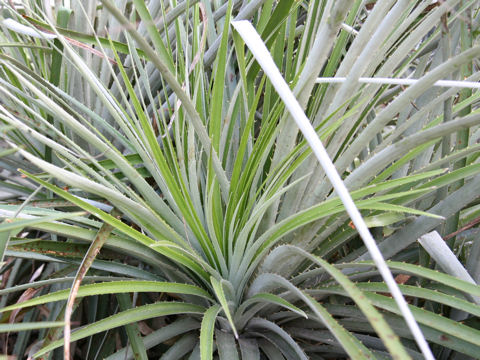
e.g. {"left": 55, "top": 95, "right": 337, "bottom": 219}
{"left": 1, "top": 0, "right": 480, "bottom": 359}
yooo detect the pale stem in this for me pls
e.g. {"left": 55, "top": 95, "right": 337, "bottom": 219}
{"left": 232, "top": 20, "right": 435, "bottom": 360}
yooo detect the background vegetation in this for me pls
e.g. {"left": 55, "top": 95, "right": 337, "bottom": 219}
{"left": 0, "top": 0, "right": 480, "bottom": 359}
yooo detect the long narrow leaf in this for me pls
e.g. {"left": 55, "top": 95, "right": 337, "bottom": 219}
{"left": 34, "top": 302, "right": 205, "bottom": 357}
{"left": 200, "top": 304, "right": 221, "bottom": 360}
{"left": 1, "top": 281, "right": 212, "bottom": 312}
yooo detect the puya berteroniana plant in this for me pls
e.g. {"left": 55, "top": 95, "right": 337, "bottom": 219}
{"left": 1, "top": 0, "right": 480, "bottom": 359}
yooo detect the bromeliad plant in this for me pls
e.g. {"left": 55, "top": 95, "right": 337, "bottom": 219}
{"left": 1, "top": 0, "right": 480, "bottom": 359}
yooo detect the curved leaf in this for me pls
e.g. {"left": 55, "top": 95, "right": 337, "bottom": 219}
{"left": 34, "top": 302, "right": 205, "bottom": 357}
{"left": 105, "top": 318, "right": 200, "bottom": 360}
{"left": 346, "top": 261, "right": 480, "bottom": 298}
{"left": 262, "top": 246, "right": 411, "bottom": 359}
{"left": 1, "top": 281, "right": 212, "bottom": 312}
{"left": 237, "top": 293, "right": 307, "bottom": 320}
{"left": 247, "top": 272, "right": 375, "bottom": 359}
{"left": 200, "top": 304, "right": 221, "bottom": 360}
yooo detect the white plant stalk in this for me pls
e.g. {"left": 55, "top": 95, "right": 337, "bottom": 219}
{"left": 316, "top": 76, "right": 480, "bottom": 89}
{"left": 340, "top": 23, "right": 359, "bottom": 36}
{"left": 418, "top": 231, "right": 480, "bottom": 304}
{"left": 1, "top": 18, "right": 57, "bottom": 39}
{"left": 232, "top": 20, "right": 435, "bottom": 360}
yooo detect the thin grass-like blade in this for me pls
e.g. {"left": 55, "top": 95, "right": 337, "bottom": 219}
{"left": 100, "top": 0, "right": 230, "bottom": 200}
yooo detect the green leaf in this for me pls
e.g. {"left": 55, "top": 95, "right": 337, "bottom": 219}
{"left": 21, "top": 16, "right": 147, "bottom": 58}
{"left": 0, "top": 322, "right": 65, "bottom": 333}
{"left": 104, "top": 318, "right": 200, "bottom": 360}
{"left": 49, "top": 7, "right": 71, "bottom": 87}
{"left": 210, "top": 277, "right": 238, "bottom": 338}
{"left": 264, "top": 246, "right": 411, "bottom": 359}
{"left": 131, "top": 0, "right": 174, "bottom": 72}
{"left": 34, "top": 302, "right": 205, "bottom": 357}
{"left": 364, "top": 292, "right": 480, "bottom": 348}
{"left": 0, "top": 211, "right": 86, "bottom": 232}
{"left": 237, "top": 293, "right": 307, "bottom": 320}
{"left": 209, "top": 0, "right": 233, "bottom": 152}
{"left": 215, "top": 329, "right": 239, "bottom": 360}
{"left": 100, "top": 0, "right": 230, "bottom": 200}
{"left": 357, "top": 202, "right": 444, "bottom": 219}
{"left": 116, "top": 293, "right": 148, "bottom": 360}
{"left": 304, "top": 294, "right": 375, "bottom": 359}
{"left": 1, "top": 281, "right": 212, "bottom": 312}
{"left": 348, "top": 261, "right": 480, "bottom": 298}
{"left": 200, "top": 304, "right": 221, "bottom": 360}
{"left": 0, "top": 230, "right": 10, "bottom": 265}
{"left": 17, "top": 170, "right": 160, "bottom": 248}
{"left": 150, "top": 242, "right": 212, "bottom": 281}
{"left": 0, "top": 276, "right": 130, "bottom": 296}
{"left": 246, "top": 318, "right": 308, "bottom": 359}
{"left": 238, "top": 338, "right": 260, "bottom": 360}
{"left": 247, "top": 273, "right": 375, "bottom": 359}
{"left": 316, "top": 282, "right": 480, "bottom": 318}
